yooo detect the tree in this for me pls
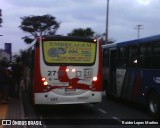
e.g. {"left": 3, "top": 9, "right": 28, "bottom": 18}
{"left": 68, "top": 28, "right": 95, "bottom": 37}
{"left": 18, "top": 49, "right": 28, "bottom": 65}
{"left": 19, "top": 14, "right": 60, "bottom": 44}
{"left": 12, "top": 50, "right": 28, "bottom": 66}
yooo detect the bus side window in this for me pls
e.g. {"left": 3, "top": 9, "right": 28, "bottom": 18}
{"left": 139, "top": 43, "right": 152, "bottom": 69}
{"left": 153, "top": 42, "right": 160, "bottom": 69}
{"left": 117, "top": 47, "right": 127, "bottom": 68}
{"left": 103, "top": 49, "right": 109, "bottom": 67}
{"left": 128, "top": 45, "right": 138, "bottom": 68}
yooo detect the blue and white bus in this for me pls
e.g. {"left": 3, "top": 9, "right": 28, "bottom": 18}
{"left": 102, "top": 35, "right": 160, "bottom": 117}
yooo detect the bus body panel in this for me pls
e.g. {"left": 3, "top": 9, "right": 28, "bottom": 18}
{"left": 26, "top": 36, "right": 102, "bottom": 105}
{"left": 103, "top": 34, "right": 160, "bottom": 116}
{"left": 34, "top": 91, "right": 102, "bottom": 104}
{"left": 116, "top": 69, "right": 160, "bottom": 104}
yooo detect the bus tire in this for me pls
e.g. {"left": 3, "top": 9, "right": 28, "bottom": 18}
{"left": 147, "top": 91, "right": 160, "bottom": 118}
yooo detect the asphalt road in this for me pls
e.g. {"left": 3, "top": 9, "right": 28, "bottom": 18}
{"left": 22, "top": 91, "right": 160, "bottom": 128}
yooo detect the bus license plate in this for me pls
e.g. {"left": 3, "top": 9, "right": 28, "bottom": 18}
{"left": 65, "top": 88, "right": 76, "bottom": 92}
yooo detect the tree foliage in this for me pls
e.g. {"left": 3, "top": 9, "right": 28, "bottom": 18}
{"left": 68, "top": 28, "right": 95, "bottom": 37}
{"left": 19, "top": 14, "right": 60, "bottom": 44}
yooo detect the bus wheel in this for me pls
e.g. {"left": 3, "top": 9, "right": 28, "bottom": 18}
{"left": 147, "top": 92, "right": 160, "bottom": 117}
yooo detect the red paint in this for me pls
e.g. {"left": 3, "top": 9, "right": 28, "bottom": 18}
{"left": 91, "top": 40, "right": 103, "bottom": 92}
{"left": 34, "top": 40, "right": 45, "bottom": 93}
{"left": 58, "top": 66, "right": 70, "bottom": 82}
{"left": 133, "top": 72, "right": 141, "bottom": 101}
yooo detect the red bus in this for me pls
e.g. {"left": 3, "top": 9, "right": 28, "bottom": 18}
{"left": 24, "top": 36, "right": 103, "bottom": 105}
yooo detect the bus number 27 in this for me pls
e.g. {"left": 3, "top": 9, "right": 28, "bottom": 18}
{"left": 48, "top": 71, "right": 64, "bottom": 76}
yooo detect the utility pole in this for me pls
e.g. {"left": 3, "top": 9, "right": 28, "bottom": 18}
{"left": 134, "top": 25, "right": 143, "bottom": 39}
{"left": 0, "top": 9, "right": 2, "bottom": 36}
{"left": 105, "top": 0, "right": 110, "bottom": 44}
{"left": 0, "top": 9, "right": 2, "bottom": 27}
{"left": 0, "top": 9, "right": 1, "bottom": 16}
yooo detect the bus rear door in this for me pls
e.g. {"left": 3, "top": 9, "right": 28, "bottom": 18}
{"left": 109, "top": 49, "right": 117, "bottom": 96}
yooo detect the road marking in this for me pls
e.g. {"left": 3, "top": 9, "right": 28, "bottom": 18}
{"left": 89, "top": 104, "right": 94, "bottom": 107}
{"left": 112, "top": 116, "right": 122, "bottom": 123}
{"left": 98, "top": 108, "right": 107, "bottom": 114}
{"left": 89, "top": 104, "right": 107, "bottom": 114}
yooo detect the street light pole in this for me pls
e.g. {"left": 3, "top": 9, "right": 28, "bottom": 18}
{"left": 106, "top": 0, "right": 110, "bottom": 44}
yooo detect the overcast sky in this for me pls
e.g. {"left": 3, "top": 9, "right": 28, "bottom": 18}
{"left": 0, "top": 0, "right": 160, "bottom": 53}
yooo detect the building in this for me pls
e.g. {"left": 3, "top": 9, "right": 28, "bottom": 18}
{"left": 0, "top": 48, "right": 10, "bottom": 61}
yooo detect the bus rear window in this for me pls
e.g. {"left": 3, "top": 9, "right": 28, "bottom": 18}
{"left": 43, "top": 41, "right": 96, "bottom": 65}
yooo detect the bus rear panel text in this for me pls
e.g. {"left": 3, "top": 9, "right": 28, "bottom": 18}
{"left": 24, "top": 36, "right": 103, "bottom": 105}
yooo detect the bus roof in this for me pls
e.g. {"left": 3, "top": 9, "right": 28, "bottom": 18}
{"left": 102, "top": 34, "right": 160, "bottom": 49}
{"left": 102, "top": 43, "right": 117, "bottom": 49}
{"left": 42, "top": 35, "right": 95, "bottom": 42}
{"left": 118, "top": 34, "right": 160, "bottom": 46}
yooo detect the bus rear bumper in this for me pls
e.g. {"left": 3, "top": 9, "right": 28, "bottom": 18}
{"left": 34, "top": 91, "right": 102, "bottom": 105}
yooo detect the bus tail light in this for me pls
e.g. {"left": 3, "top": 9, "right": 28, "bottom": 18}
{"left": 91, "top": 77, "right": 98, "bottom": 91}
{"left": 41, "top": 77, "right": 48, "bottom": 86}
{"left": 66, "top": 68, "right": 69, "bottom": 72}
{"left": 43, "top": 81, "right": 48, "bottom": 86}
{"left": 41, "top": 77, "right": 46, "bottom": 81}
{"left": 91, "top": 76, "right": 102, "bottom": 91}
{"left": 93, "top": 77, "right": 98, "bottom": 81}
{"left": 72, "top": 68, "right": 76, "bottom": 72}
{"left": 65, "top": 68, "right": 76, "bottom": 72}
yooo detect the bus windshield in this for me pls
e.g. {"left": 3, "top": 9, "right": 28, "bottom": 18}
{"left": 43, "top": 40, "right": 96, "bottom": 65}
